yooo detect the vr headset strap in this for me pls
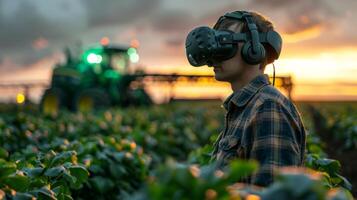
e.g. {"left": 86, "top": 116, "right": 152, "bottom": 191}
{"left": 219, "top": 33, "right": 269, "bottom": 44}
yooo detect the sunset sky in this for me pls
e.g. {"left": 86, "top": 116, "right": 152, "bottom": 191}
{"left": 0, "top": 0, "right": 356, "bottom": 102}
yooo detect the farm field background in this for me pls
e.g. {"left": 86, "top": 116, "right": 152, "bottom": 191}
{"left": 1, "top": 1, "right": 357, "bottom": 199}
{"left": 0, "top": 101, "right": 356, "bottom": 199}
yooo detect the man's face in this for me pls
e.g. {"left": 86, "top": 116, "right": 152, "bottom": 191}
{"left": 212, "top": 25, "right": 250, "bottom": 83}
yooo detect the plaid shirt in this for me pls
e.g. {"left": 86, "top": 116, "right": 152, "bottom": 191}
{"left": 211, "top": 74, "right": 306, "bottom": 186}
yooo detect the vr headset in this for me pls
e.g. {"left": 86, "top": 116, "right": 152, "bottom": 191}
{"left": 185, "top": 11, "right": 282, "bottom": 67}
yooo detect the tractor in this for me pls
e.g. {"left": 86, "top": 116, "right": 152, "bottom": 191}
{"left": 40, "top": 44, "right": 154, "bottom": 114}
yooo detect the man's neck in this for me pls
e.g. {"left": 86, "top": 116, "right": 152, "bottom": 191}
{"left": 230, "top": 70, "right": 263, "bottom": 92}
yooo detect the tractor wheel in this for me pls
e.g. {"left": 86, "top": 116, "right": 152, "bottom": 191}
{"left": 74, "top": 88, "right": 110, "bottom": 112}
{"left": 40, "top": 88, "right": 67, "bottom": 116}
{"left": 130, "top": 88, "right": 153, "bottom": 106}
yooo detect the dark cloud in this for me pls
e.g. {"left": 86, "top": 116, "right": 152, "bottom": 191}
{"left": 249, "top": 0, "right": 342, "bottom": 34}
{"left": 0, "top": 0, "right": 87, "bottom": 66}
{"left": 0, "top": 2, "right": 50, "bottom": 48}
{"left": 0, "top": 0, "right": 160, "bottom": 66}
{"left": 245, "top": 0, "right": 357, "bottom": 49}
{"left": 149, "top": 11, "right": 197, "bottom": 55}
{"left": 82, "top": 0, "right": 161, "bottom": 27}
{"left": 152, "top": 11, "right": 195, "bottom": 32}
{"left": 0, "top": 1, "right": 87, "bottom": 48}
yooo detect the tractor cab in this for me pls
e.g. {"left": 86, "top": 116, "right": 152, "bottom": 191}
{"left": 80, "top": 45, "right": 138, "bottom": 75}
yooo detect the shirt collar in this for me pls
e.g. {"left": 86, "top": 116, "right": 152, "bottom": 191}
{"left": 222, "top": 74, "right": 270, "bottom": 110}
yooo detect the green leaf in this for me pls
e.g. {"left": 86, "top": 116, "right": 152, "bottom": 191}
{"left": 56, "top": 193, "right": 73, "bottom": 200}
{"left": 45, "top": 166, "right": 66, "bottom": 177}
{"left": 52, "top": 185, "right": 64, "bottom": 195}
{"left": 31, "top": 187, "right": 56, "bottom": 200}
{"left": 49, "top": 151, "right": 76, "bottom": 167}
{"left": 28, "top": 177, "right": 47, "bottom": 188}
{"left": 52, "top": 185, "right": 72, "bottom": 199}
{"left": 0, "top": 148, "right": 9, "bottom": 159}
{"left": 335, "top": 174, "right": 352, "bottom": 191}
{"left": 68, "top": 166, "right": 89, "bottom": 184}
{"left": 90, "top": 176, "right": 115, "bottom": 193}
{"left": 109, "top": 164, "right": 126, "bottom": 179}
{"left": 316, "top": 158, "right": 341, "bottom": 174}
{"left": 88, "top": 164, "right": 103, "bottom": 174}
{"left": 4, "top": 175, "right": 30, "bottom": 192}
{"left": 25, "top": 167, "right": 44, "bottom": 178}
{"left": 63, "top": 171, "right": 77, "bottom": 185}
{"left": 0, "top": 159, "right": 17, "bottom": 179}
{"left": 13, "top": 192, "right": 35, "bottom": 200}
{"left": 225, "top": 159, "right": 258, "bottom": 182}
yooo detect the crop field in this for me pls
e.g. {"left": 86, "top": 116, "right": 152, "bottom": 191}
{"left": 0, "top": 101, "right": 356, "bottom": 199}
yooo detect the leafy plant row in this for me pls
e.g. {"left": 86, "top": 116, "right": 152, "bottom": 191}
{"left": 0, "top": 103, "right": 354, "bottom": 199}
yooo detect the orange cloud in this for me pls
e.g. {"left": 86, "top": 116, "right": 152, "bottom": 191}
{"left": 281, "top": 25, "right": 323, "bottom": 43}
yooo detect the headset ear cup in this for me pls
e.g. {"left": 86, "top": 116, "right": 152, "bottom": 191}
{"left": 241, "top": 41, "right": 266, "bottom": 65}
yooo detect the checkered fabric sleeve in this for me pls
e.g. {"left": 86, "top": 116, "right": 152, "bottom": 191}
{"left": 246, "top": 100, "right": 302, "bottom": 186}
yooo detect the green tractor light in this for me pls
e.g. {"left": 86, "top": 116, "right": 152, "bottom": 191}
{"left": 127, "top": 47, "right": 139, "bottom": 63}
{"left": 129, "top": 53, "right": 139, "bottom": 63}
{"left": 127, "top": 47, "right": 137, "bottom": 55}
{"left": 87, "top": 53, "right": 103, "bottom": 64}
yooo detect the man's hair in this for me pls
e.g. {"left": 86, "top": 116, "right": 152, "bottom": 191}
{"left": 214, "top": 11, "right": 275, "bottom": 72}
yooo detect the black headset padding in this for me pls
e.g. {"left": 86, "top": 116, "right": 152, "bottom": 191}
{"left": 266, "top": 30, "right": 282, "bottom": 60}
{"left": 241, "top": 41, "right": 266, "bottom": 65}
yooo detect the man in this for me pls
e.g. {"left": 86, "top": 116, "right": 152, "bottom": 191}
{"left": 185, "top": 11, "right": 306, "bottom": 186}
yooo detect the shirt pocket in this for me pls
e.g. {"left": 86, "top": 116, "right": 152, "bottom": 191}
{"left": 218, "top": 135, "right": 240, "bottom": 151}
{"left": 218, "top": 135, "right": 246, "bottom": 159}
